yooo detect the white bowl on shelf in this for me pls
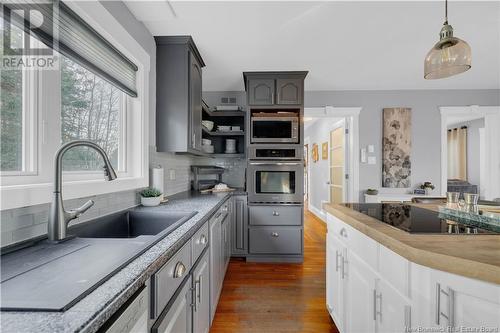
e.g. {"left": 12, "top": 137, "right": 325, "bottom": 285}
{"left": 202, "top": 120, "right": 214, "bottom": 131}
{"left": 217, "top": 125, "right": 231, "bottom": 132}
{"left": 202, "top": 138, "right": 212, "bottom": 146}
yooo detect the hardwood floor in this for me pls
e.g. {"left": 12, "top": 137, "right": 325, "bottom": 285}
{"left": 210, "top": 209, "right": 339, "bottom": 333}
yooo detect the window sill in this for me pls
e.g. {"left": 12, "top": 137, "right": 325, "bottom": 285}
{"left": 0, "top": 176, "right": 148, "bottom": 210}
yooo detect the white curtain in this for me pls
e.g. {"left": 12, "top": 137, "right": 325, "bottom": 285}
{"left": 447, "top": 127, "right": 468, "bottom": 180}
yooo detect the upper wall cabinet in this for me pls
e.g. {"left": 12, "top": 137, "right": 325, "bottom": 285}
{"left": 244, "top": 72, "right": 308, "bottom": 107}
{"left": 155, "top": 36, "right": 205, "bottom": 154}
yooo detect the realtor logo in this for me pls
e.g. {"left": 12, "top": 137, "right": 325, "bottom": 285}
{"left": 1, "top": 1, "right": 58, "bottom": 69}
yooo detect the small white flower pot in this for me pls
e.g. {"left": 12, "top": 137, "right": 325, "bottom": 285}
{"left": 141, "top": 196, "right": 161, "bottom": 207}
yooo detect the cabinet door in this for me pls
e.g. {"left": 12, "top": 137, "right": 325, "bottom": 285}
{"left": 276, "top": 78, "right": 302, "bottom": 105}
{"left": 433, "top": 273, "right": 500, "bottom": 330}
{"left": 189, "top": 52, "right": 202, "bottom": 151}
{"left": 231, "top": 196, "right": 248, "bottom": 255}
{"left": 376, "top": 279, "right": 411, "bottom": 333}
{"left": 345, "top": 250, "right": 376, "bottom": 333}
{"left": 222, "top": 217, "right": 231, "bottom": 273}
{"left": 248, "top": 79, "right": 275, "bottom": 105}
{"left": 193, "top": 251, "right": 210, "bottom": 333}
{"left": 153, "top": 277, "right": 192, "bottom": 333}
{"left": 326, "top": 233, "right": 345, "bottom": 330}
{"left": 209, "top": 218, "right": 222, "bottom": 323}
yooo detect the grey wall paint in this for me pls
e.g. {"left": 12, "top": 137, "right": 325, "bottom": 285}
{"left": 304, "top": 90, "right": 500, "bottom": 200}
{"left": 447, "top": 118, "right": 485, "bottom": 190}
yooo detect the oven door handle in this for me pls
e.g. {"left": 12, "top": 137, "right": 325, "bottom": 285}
{"left": 249, "top": 162, "right": 302, "bottom": 166}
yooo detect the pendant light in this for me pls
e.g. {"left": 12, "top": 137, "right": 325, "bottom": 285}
{"left": 424, "top": 0, "right": 471, "bottom": 79}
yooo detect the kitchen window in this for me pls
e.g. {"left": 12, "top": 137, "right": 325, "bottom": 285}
{"left": 0, "top": 1, "right": 150, "bottom": 209}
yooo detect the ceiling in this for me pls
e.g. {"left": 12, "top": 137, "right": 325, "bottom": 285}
{"left": 125, "top": 1, "right": 500, "bottom": 92}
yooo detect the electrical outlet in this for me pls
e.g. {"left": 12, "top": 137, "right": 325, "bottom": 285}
{"left": 169, "top": 169, "right": 176, "bottom": 180}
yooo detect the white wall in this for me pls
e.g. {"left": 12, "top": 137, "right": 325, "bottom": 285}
{"left": 305, "top": 118, "right": 343, "bottom": 217}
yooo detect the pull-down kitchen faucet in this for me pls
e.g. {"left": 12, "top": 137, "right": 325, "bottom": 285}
{"left": 48, "top": 140, "right": 117, "bottom": 242}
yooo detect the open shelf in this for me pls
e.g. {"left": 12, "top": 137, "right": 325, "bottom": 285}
{"left": 202, "top": 127, "right": 244, "bottom": 136}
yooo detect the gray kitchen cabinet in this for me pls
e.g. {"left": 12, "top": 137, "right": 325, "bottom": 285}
{"left": 247, "top": 78, "right": 275, "bottom": 105}
{"left": 276, "top": 78, "right": 303, "bottom": 105}
{"left": 249, "top": 226, "right": 303, "bottom": 255}
{"left": 222, "top": 214, "right": 231, "bottom": 273}
{"left": 209, "top": 211, "right": 222, "bottom": 323}
{"left": 192, "top": 250, "right": 210, "bottom": 333}
{"left": 155, "top": 36, "right": 205, "bottom": 154}
{"left": 249, "top": 205, "right": 302, "bottom": 226}
{"left": 231, "top": 196, "right": 248, "bottom": 256}
{"left": 244, "top": 72, "right": 308, "bottom": 106}
{"left": 152, "top": 277, "right": 192, "bottom": 333}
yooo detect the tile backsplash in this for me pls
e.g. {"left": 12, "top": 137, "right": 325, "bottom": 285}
{"left": 1, "top": 148, "right": 247, "bottom": 248}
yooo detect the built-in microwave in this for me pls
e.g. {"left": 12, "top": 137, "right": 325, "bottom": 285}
{"left": 250, "top": 113, "right": 299, "bottom": 144}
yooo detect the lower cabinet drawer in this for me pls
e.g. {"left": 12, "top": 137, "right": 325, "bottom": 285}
{"left": 192, "top": 222, "right": 209, "bottom": 265}
{"left": 152, "top": 240, "right": 192, "bottom": 318}
{"left": 249, "top": 205, "right": 303, "bottom": 226}
{"left": 249, "top": 227, "right": 302, "bottom": 254}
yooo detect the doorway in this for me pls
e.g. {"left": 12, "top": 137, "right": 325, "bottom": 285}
{"left": 440, "top": 106, "right": 500, "bottom": 200}
{"left": 303, "top": 107, "right": 361, "bottom": 221}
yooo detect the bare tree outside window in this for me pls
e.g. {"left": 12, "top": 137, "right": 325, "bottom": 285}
{"left": 60, "top": 56, "right": 123, "bottom": 171}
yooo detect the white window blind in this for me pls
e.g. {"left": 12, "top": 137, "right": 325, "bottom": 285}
{"left": 3, "top": 0, "right": 138, "bottom": 97}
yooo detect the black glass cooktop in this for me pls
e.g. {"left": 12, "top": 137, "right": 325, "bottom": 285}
{"left": 342, "top": 203, "right": 497, "bottom": 234}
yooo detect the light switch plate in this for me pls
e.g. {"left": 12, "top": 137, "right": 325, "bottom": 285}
{"left": 368, "top": 156, "right": 376, "bottom": 165}
{"left": 368, "top": 145, "right": 375, "bottom": 153}
{"left": 360, "top": 148, "right": 367, "bottom": 163}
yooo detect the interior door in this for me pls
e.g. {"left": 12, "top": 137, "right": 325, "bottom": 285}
{"left": 329, "top": 123, "right": 346, "bottom": 204}
{"left": 304, "top": 144, "right": 309, "bottom": 202}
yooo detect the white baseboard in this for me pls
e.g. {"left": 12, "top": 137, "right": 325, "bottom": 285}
{"left": 308, "top": 205, "right": 326, "bottom": 222}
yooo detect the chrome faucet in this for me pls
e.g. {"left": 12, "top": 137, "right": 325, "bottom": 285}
{"left": 48, "top": 140, "right": 117, "bottom": 242}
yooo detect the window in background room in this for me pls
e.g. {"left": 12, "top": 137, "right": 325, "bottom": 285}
{"left": 60, "top": 56, "right": 126, "bottom": 172}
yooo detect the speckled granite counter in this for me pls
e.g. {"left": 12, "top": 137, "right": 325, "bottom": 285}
{"left": 1, "top": 190, "right": 246, "bottom": 333}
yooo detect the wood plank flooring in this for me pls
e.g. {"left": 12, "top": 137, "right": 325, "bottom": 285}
{"left": 210, "top": 209, "right": 339, "bottom": 333}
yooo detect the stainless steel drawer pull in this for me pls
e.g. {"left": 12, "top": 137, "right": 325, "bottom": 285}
{"left": 271, "top": 232, "right": 279, "bottom": 237}
{"left": 272, "top": 211, "right": 280, "bottom": 216}
{"left": 173, "top": 262, "right": 186, "bottom": 278}
{"left": 340, "top": 228, "right": 347, "bottom": 238}
{"left": 200, "top": 234, "right": 207, "bottom": 245}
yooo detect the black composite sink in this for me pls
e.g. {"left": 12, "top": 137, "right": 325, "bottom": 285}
{"left": 70, "top": 210, "right": 193, "bottom": 239}
{"left": 0, "top": 209, "right": 197, "bottom": 311}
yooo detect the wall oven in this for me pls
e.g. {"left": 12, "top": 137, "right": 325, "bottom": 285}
{"left": 250, "top": 114, "right": 299, "bottom": 144}
{"left": 247, "top": 161, "right": 304, "bottom": 203}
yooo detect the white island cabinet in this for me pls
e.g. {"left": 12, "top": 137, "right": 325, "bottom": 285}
{"left": 326, "top": 213, "right": 500, "bottom": 333}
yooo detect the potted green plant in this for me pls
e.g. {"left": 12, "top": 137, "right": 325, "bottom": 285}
{"left": 420, "top": 182, "right": 435, "bottom": 195}
{"left": 140, "top": 187, "right": 163, "bottom": 207}
{"left": 366, "top": 188, "right": 379, "bottom": 195}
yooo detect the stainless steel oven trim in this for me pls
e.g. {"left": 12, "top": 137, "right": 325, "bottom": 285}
{"left": 248, "top": 146, "right": 303, "bottom": 161}
{"left": 247, "top": 161, "right": 304, "bottom": 204}
{"left": 250, "top": 116, "right": 299, "bottom": 144}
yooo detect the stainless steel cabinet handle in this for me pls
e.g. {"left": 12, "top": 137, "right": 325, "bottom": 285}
{"left": 272, "top": 211, "right": 280, "bottom": 216}
{"left": 173, "top": 262, "right": 186, "bottom": 278}
{"left": 335, "top": 251, "right": 341, "bottom": 272}
{"left": 404, "top": 305, "right": 411, "bottom": 329}
{"left": 373, "top": 289, "right": 382, "bottom": 321}
{"left": 271, "top": 232, "right": 279, "bottom": 237}
{"left": 200, "top": 234, "right": 207, "bottom": 245}
{"left": 435, "top": 283, "right": 455, "bottom": 328}
{"left": 340, "top": 228, "right": 347, "bottom": 238}
{"left": 197, "top": 276, "right": 202, "bottom": 304}
{"left": 341, "top": 254, "right": 347, "bottom": 279}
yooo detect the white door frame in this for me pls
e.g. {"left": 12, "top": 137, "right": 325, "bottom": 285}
{"left": 304, "top": 106, "right": 361, "bottom": 203}
{"left": 304, "top": 137, "right": 311, "bottom": 208}
{"left": 440, "top": 105, "right": 500, "bottom": 200}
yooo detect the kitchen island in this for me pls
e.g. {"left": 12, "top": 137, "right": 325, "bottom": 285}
{"left": 323, "top": 202, "right": 500, "bottom": 333}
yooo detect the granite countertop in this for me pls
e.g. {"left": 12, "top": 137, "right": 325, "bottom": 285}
{"left": 1, "top": 190, "right": 246, "bottom": 333}
{"left": 323, "top": 203, "right": 500, "bottom": 285}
